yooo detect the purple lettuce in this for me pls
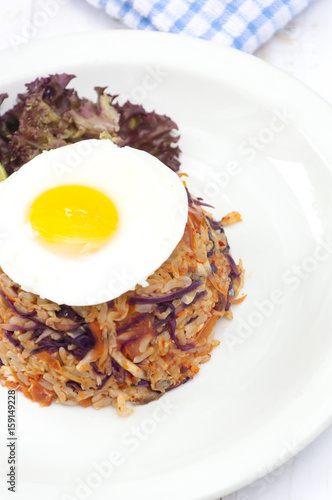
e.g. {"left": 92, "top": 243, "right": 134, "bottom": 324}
{"left": 114, "top": 101, "right": 180, "bottom": 171}
{"left": 0, "top": 73, "right": 181, "bottom": 175}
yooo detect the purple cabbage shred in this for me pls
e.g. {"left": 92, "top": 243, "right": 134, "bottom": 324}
{"left": 207, "top": 216, "right": 225, "bottom": 234}
{"left": 30, "top": 323, "right": 95, "bottom": 359}
{"left": 193, "top": 199, "right": 214, "bottom": 209}
{"left": 91, "top": 363, "right": 115, "bottom": 390}
{"left": 161, "top": 302, "right": 195, "bottom": 351}
{"left": 111, "top": 359, "right": 126, "bottom": 384}
{"left": 66, "top": 380, "right": 82, "bottom": 392}
{"left": 136, "top": 380, "right": 150, "bottom": 387}
{"left": 210, "top": 263, "right": 218, "bottom": 274}
{"left": 97, "top": 374, "right": 112, "bottom": 390}
{"left": 225, "top": 278, "right": 234, "bottom": 312}
{"left": 116, "top": 312, "right": 149, "bottom": 334}
{"left": 207, "top": 231, "right": 216, "bottom": 258}
{"left": 4, "top": 330, "right": 23, "bottom": 350}
{"left": 127, "top": 281, "right": 203, "bottom": 306}
{"left": 30, "top": 327, "right": 46, "bottom": 339}
{"left": 90, "top": 362, "right": 104, "bottom": 377}
{"left": 225, "top": 253, "right": 241, "bottom": 278}
{"left": 56, "top": 305, "right": 83, "bottom": 323}
{"left": 0, "top": 290, "right": 35, "bottom": 318}
{"left": 69, "top": 324, "right": 96, "bottom": 359}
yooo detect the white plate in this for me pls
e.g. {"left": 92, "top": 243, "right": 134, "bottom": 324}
{"left": 1, "top": 31, "right": 332, "bottom": 500}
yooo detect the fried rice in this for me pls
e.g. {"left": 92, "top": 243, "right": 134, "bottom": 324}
{"left": 0, "top": 193, "right": 244, "bottom": 415}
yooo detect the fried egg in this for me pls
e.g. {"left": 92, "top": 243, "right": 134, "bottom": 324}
{"left": 0, "top": 139, "right": 188, "bottom": 306}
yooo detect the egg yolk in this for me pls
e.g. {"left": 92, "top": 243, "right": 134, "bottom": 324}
{"left": 27, "top": 185, "right": 118, "bottom": 257}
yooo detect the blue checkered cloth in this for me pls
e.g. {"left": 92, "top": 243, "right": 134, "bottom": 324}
{"left": 86, "top": 0, "right": 315, "bottom": 53}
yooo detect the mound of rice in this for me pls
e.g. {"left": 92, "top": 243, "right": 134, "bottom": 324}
{"left": 0, "top": 193, "right": 243, "bottom": 415}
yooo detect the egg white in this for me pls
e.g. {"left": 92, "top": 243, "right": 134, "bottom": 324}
{"left": 0, "top": 139, "right": 188, "bottom": 306}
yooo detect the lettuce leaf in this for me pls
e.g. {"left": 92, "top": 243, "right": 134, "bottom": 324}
{"left": 114, "top": 101, "right": 180, "bottom": 171}
{"left": 0, "top": 74, "right": 181, "bottom": 175}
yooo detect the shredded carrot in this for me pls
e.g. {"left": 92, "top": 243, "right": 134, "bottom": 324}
{"left": 182, "top": 218, "right": 197, "bottom": 252}
{"left": 221, "top": 211, "right": 242, "bottom": 226}
{"left": 196, "top": 312, "right": 219, "bottom": 343}
{"left": 79, "top": 396, "right": 93, "bottom": 408}
{"left": 190, "top": 365, "right": 200, "bottom": 374}
{"left": 1, "top": 369, "right": 54, "bottom": 406}
{"left": 23, "top": 380, "right": 54, "bottom": 407}
{"left": 177, "top": 173, "right": 189, "bottom": 187}
{"left": 188, "top": 204, "right": 206, "bottom": 231}
{"left": 37, "top": 351, "right": 61, "bottom": 371}
{"left": 89, "top": 321, "right": 104, "bottom": 357}
{"left": 230, "top": 295, "right": 247, "bottom": 305}
{"left": 0, "top": 376, "right": 20, "bottom": 390}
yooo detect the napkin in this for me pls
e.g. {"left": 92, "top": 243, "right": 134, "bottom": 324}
{"left": 85, "top": 0, "right": 315, "bottom": 53}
